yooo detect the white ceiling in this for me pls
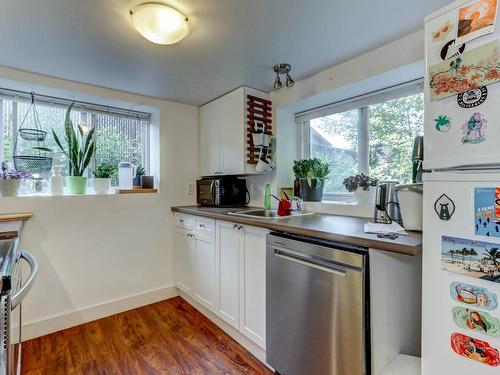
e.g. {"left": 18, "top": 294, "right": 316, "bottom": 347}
{"left": 0, "top": 0, "right": 451, "bottom": 105}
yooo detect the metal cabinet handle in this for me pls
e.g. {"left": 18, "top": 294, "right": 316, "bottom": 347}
{"left": 238, "top": 225, "right": 243, "bottom": 230}
{"left": 199, "top": 224, "right": 206, "bottom": 229}
{"left": 179, "top": 219, "right": 184, "bottom": 223}
{"left": 11, "top": 251, "right": 38, "bottom": 309}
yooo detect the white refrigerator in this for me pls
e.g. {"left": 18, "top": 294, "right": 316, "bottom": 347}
{"left": 423, "top": 0, "right": 500, "bottom": 374}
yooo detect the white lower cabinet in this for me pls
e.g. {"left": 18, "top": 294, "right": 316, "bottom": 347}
{"left": 193, "top": 232, "right": 217, "bottom": 311}
{"left": 174, "top": 213, "right": 267, "bottom": 349}
{"left": 239, "top": 225, "right": 267, "bottom": 349}
{"left": 216, "top": 221, "right": 243, "bottom": 329}
{"left": 173, "top": 227, "right": 194, "bottom": 295}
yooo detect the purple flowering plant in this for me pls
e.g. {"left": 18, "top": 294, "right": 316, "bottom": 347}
{"left": 0, "top": 162, "right": 32, "bottom": 180}
{"left": 343, "top": 173, "right": 378, "bottom": 193}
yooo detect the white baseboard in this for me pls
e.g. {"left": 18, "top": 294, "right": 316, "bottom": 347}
{"left": 21, "top": 285, "right": 178, "bottom": 341}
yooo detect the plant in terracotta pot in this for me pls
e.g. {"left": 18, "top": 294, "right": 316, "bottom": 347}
{"left": 0, "top": 162, "right": 32, "bottom": 197}
{"left": 52, "top": 103, "right": 95, "bottom": 194}
{"left": 292, "top": 158, "right": 331, "bottom": 202}
{"left": 92, "top": 163, "right": 117, "bottom": 194}
{"left": 343, "top": 173, "right": 379, "bottom": 205}
{"left": 133, "top": 165, "right": 145, "bottom": 188}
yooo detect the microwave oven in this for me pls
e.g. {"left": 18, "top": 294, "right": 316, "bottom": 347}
{"left": 196, "top": 177, "right": 249, "bottom": 207}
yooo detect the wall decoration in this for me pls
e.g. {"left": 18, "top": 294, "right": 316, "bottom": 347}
{"left": 441, "top": 39, "right": 466, "bottom": 60}
{"left": 434, "top": 194, "right": 456, "bottom": 220}
{"left": 461, "top": 112, "right": 487, "bottom": 144}
{"left": 432, "top": 20, "right": 454, "bottom": 42}
{"left": 475, "top": 187, "right": 500, "bottom": 237}
{"left": 435, "top": 115, "right": 452, "bottom": 132}
{"left": 450, "top": 281, "right": 498, "bottom": 310}
{"left": 429, "top": 40, "right": 500, "bottom": 102}
{"left": 441, "top": 236, "right": 500, "bottom": 284}
{"left": 458, "top": 0, "right": 498, "bottom": 44}
{"left": 246, "top": 95, "right": 273, "bottom": 166}
{"left": 452, "top": 306, "right": 500, "bottom": 336}
{"left": 451, "top": 333, "right": 500, "bottom": 366}
{"left": 457, "top": 86, "right": 488, "bottom": 108}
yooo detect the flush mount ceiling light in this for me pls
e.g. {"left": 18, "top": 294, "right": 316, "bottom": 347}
{"left": 273, "top": 63, "right": 295, "bottom": 89}
{"left": 130, "top": 3, "right": 189, "bottom": 45}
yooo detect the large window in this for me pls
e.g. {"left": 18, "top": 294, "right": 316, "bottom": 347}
{"left": 0, "top": 92, "right": 150, "bottom": 186}
{"left": 298, "top": 81, "right": 424, "bottom": 201}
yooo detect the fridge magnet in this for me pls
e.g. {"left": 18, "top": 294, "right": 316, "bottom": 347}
{"left": 457, "top": 0, "right": 498, "bottom": 44}
{"left": 429, "top": 39, "right": 500, "bottom": 102}
{"left": 457, "top": 86, "right": 488, "bottom": 108}
{"left": 452, "top": 306, "right": 500, "bottom": 336}
{"left": 451, "top": 333, "right": 500, "bottom": 366}
{"left": 435, "top": 115, "right": 452, "bottom": 132}
{"left": 450, "top": 281, "right": 498, "bottom": 310}
{"left": 432, "top": 20, "right": 454, "bottom": 42}
{"left": 440, "top": 39, "right": 466, "bottom": 60}
{"left": 475, "top": 187, "right": 500, "bottom": 237}
{"left": 434, "top": 194, "right": 456, "bottom": 220}
{"left": 441, "top": 236, "right": 500, "bottom": 284}
{"left": 461, "top": 112, "right": 487, "bottom": 144}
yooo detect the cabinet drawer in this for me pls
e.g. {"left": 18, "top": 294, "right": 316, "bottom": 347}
{"left": 194, "top": 217, "right": 215, "bottom": 236}
{"left": 174, "top": 213, "right": 194, "bottom": 230}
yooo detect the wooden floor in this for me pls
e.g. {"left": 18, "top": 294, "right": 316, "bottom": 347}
{"left": 22, "top": 296, "right": 273, "bottom": 375}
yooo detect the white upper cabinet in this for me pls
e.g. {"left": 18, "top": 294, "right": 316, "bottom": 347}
{"left": 199, "top": 86, "right": 270, "bottom": 176}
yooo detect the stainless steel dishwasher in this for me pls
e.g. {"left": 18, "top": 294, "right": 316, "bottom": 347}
{"left": 266, "top": 232, "right": 369, "bottom": 375}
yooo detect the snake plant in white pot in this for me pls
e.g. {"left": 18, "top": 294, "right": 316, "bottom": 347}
{"left": 92, "top": 163, "right": 117, "bottom": 194}
{"left": 52, "top": 103, "right": 95, "bottom": 194}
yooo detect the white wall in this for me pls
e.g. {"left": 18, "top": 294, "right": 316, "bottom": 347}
{"left": 0, "top": 66, "right": 199, "bottom": 339}
{"left": 268, "top": 29, "right": 425, "bottom": 216}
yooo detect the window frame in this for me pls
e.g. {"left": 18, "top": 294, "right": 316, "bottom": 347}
{"left": 297, "top": 79, "right": 424, "bottom": 202}
{"left": 0, "top": 90, "right": 152, "bottom": 187}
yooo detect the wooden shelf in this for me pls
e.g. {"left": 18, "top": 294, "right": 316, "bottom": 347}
{"left": 0, "top": 212, "right": 33, "bottom": 222}
{"left": 117, "top": 189, "right": 157, "bottom": 194}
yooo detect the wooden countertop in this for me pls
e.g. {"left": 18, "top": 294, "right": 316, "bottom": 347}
{"left": 0, "top": 212, "right": 32, "bottom": 239}
{"left": 171, "top": 206, "right": 422, "bottom": 256}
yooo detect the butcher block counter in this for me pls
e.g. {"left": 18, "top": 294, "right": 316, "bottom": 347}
{"left": 0, "top": 212, "right": 32, "bottom": 239}
{"left": 171, "top": 206, "right": 421, "bottom": 256}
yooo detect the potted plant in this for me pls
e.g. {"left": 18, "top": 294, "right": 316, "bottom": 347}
{"left": 292, "top": 158, "right": 331, "bottom": 202}
{"left": 133, "top": 166, "right": 145, "bottom": 188}
{"left": 52, "top": 103, "right": 96, "bottom": 194}
{"left": 343, "top": 174, "right": 379, "bottom": 205}
{"left": 92, "top": 163, "right": 117, "bottom": 194}
{"left": 0, "top": 162, "right": 32, "bottom": 197}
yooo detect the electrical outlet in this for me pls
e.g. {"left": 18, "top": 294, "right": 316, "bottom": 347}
{"left": 187, "top": 183, "right": 195, "bottom": 195}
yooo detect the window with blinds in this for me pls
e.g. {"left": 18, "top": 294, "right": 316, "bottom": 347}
{"left": 0, "top": 91, "right": 151, "bottom": 186}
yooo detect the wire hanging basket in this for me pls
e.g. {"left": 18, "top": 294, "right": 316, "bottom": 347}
{"left": 12, "top": 92, "right": 53, "bottom": 176}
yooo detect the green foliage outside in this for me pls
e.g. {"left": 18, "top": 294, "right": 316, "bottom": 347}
{"left": 311, "top": 93, "right": 424, "bottom": 194}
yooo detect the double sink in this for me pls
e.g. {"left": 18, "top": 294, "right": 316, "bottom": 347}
{"left": 227, "top": 208, "right": 314, "bottom": 220}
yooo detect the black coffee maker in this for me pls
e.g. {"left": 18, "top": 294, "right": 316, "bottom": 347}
{"left": 412, "top": 136, "right": 424, "bottom": 183}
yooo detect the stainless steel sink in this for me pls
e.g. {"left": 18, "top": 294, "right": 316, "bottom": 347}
{"left": 227, "top": 209, "right": 314, "bottom": 220}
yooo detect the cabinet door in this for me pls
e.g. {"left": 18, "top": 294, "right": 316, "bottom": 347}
{"left": 173, "top": 227, "right": 194, "bottom": 295}
{"left": 193, "top": 233, "right": 217, "bottom": 312}
{"left": 219, "top": 89, "right": 245, "bottom": 175}
{"left": 216, "top": 221, "right": 243, "bottom": 329}
{"left": 240, "top": 225, "right": 268, "bottom": 348}
{"left": 200, "top": 103, "right": 221, "bottom": 176}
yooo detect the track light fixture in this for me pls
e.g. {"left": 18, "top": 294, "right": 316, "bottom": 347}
{"left": 273, "top": 63, "right": 294, "bottom": 89}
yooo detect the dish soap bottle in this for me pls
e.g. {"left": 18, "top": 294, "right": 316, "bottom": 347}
{"left": 264, "top": 184, "right": 272, "bottom": 210}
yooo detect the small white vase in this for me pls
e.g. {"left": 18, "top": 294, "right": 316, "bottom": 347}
{"left": 353, "top": 187, "right": 376, "bottom": 205}
{"left": 0, "top": 179, "right": 20, "bottom": 197}
{"left": 93, "top": 178, "right": 111, "bottom": 194}
{"left": 50, "top": 166, "right": 64, "bottom": 195}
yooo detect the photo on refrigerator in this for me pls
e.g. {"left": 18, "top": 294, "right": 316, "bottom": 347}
{"left": 441, "top": 236, "right": 500, "bottom": 283}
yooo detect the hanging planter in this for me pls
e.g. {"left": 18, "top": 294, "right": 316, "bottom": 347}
{"left": 12, "top": 92, "right": 52, "bottom": 177}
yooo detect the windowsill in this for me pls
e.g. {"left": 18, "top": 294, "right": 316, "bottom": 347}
{"left": 0, "top": 188, "right": 158, "bottom": 198}
{"left": 303, "top": 200, "right": 373, "bottom": 219}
